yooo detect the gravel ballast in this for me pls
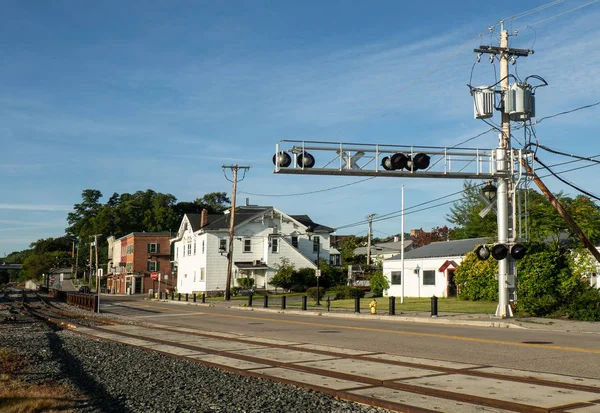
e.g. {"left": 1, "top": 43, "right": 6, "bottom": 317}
{"left": 1, "top": 303, "right": 392, "bottom": 413}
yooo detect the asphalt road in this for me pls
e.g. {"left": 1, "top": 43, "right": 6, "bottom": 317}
{"left": 99, "top": 295, "right": 600, "bottom": 380}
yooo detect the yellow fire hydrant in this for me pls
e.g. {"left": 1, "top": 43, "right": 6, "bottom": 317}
{"left": 369, "top": 299, "right": 377, "bottom": 314}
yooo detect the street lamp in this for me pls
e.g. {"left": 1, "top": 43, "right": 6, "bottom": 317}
{"left": 306, "top": 226, "right": 321, "bottom": 306}
{"left": 482, "top": 181, "right": 497, "bottom": 202}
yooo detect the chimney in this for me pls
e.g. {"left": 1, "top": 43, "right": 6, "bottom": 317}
{"left": 201, "top": 209, "right": 208, "bottom": 228}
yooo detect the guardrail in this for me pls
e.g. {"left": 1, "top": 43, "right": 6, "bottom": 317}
{"left": 65, "top": 292, "right": 98, "bottom": 312}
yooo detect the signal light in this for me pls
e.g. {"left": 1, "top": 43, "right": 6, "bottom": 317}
{"left": 273, "top": 152, "right": 292, "bottom": 168}
{"left": 510, "top": 244, "right": 526, "bottom": 260}
{"left": 297, "top": 152, "right": 315, "bottom": 168}
{"left": 491, "top": 244, "right": 508, "bottom": 260}
{"left": 474, "top": 245, "right": 490, "bottom": 261}
{"left": 409, "top": 153, "right": 431, "bottom": 171}
{"left": 382, "top": 153, "right": 408, "bottom": 171}
{"left": 381, "top": 156, "right": 394, "bottom": 170}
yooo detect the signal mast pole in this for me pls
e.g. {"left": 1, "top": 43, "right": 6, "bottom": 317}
{"left": 497, "top": 26, "right": 512, "bottom": 318}
{"left": 474, "top": 22, "right": 533, "bottom": 317}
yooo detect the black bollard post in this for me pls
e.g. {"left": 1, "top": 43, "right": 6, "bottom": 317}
{"left": 185, "top": 293, "right": 188, "bottom": 302}
{"left": 389, "top": 296, "right": 396, "bottom": 315}
{"left": 326, "top": 296, "right": 331, "bottom": 312}
{"left": 201, "top": 293, "right": 206, "bottom": 303}
{"left": 354, "top": 296, "right": 360, "bottom": 313}
{"left": 431, "top": 295, "right": 438, "bottom": 317}
{"left": 281, "top": 296, "right": 286, "bottom": 310}
{"left": 193, "top": 293, "right": 197, "bottom": 303}
{"left": 248, "top": 293, "right": 253, "bottom": 307}
{"left": 158, "top": 291, "right": 162, "bottom": 300}
{"left": 178, "top": 293, "right": 181, "bottom": 301}
{"left": 264, "top": 295, "right": 269, "bottom": 308}
{"left": 302, "top": 296, "right": 307, "bottom": 311}
{"left": 171, "top": 291, "right": 174, "bottom": 300}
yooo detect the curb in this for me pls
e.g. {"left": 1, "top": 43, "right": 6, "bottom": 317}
{"left": 225, "top": 305, "right": 526, "bottom": 329}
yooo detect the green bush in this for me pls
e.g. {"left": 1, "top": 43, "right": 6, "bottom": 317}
{"left": 289, "top": 284, "right": 306, "bottom": 293}
{"left": 332, "top": 286, "right": 365, "bottom": 300}
{"left": 565, "top": 288, "right": 600, "bottom": 321}
{"left": 454, "top": 252, "right": 498, "bottom": 301}
{"left": 236, "top": 277, "right": 254, "bottom": 289}
{"left": 306, "top": 287, "right": 326, "bottom": 301}
{"left": 368, "top": 271, "right": 389, "bottom": 297}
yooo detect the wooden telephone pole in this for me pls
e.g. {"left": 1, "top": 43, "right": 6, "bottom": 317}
{"left": 222, "top": 165, "right": 251, "bottom": 300}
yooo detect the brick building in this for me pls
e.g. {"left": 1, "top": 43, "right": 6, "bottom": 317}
{"left": 107, "top": 232, "right": 175, "bottom": 295}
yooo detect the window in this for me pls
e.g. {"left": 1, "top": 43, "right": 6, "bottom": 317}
{"left": 423, "top": 270, "right": 436, "bottom": 285}
{"left": 163, "top": 274, "right": 169, "bottom": 281}
{"left": 127, "top": 245, "right": 133, "bottom": 254}
{"left": 200, "top": 268, "right": 205, "bottom": 281}
{"left": 291, "top": 236, "right": 298, "bottom": 248}
{"left": 391, "top": 271, "right": 402, "bottom": 285}
{"left": 187, "top": 243, "right": 192, "bottom": 256}
{"left": 271, "top": 238, "right": 279, "bottom": 253}
{"left": 313, "top": 236, "right": 320, "bottom": 253}
{"left": 193, "top": 241, "right": 196, "bottom": 255}
{"left": 244, "top": 239, "right": 252, "bottom": 253}
{"left": 202, "top": 241, "right": 205, "bottom": 254}
{"left": 148, "top": 243, "right": 159, "bottom": 253}
{"left": 126, "top": 262, "right": 133, "bottom": 272}
{"left": 147, "top": 261, "right": 159, "bottom": 272}
{"left": 182, "top": 245, "right": 185, "bottom": 257}
{"left": 219, "top": 239, "right": 227, "bottom": 253}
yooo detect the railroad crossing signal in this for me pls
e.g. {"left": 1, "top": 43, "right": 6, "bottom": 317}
{"left": 474, "top": 244, "right": 527, "bottom": 261}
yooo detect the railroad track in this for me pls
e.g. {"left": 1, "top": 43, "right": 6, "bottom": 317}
{"left": 4, "top": 290, "right": 600, "bottom": 413}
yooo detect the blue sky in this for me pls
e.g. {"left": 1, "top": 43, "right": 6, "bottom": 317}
{"left": 1, "top": 0, "right": 600, "bottom": 255}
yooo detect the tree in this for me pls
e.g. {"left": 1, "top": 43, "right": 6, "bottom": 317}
{"left": 339, "top": 235, "right": 367, "bottom": 266}
{"left": 197, "top": 192, "right": 230, "bottom": 213}
{"left": 66, "top": 189, "right": 103, "bottom": 237}
{"left": 446, "top": 181, "right": 496, "bottom": 239}
{"left": 411, "top": 226, "right": 452, "bottom": 248}
{"left": 269, "top": 257, "right": 295, "bottom": 292}
{"left": 21, "top": 251, "right": 72, "bottom": 280}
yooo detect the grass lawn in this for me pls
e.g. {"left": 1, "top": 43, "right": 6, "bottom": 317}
{"left": 208, "top": 292, "right": 497, "bottom": 314}
{"left": 286, "top": 296, "right": 498, "bottom": 314}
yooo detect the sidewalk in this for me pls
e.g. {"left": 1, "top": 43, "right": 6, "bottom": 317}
{"left": 151, "top": 295, "right": 600, "bottom": 334}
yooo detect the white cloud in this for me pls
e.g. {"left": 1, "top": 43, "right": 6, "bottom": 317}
{"left": 0, "top": 204, "right": 72, "bottom": 212}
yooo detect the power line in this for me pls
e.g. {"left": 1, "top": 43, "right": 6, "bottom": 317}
{"left": 503, "top": 0, "right": 565, "bottom": 23}
{"left": 534, "top": 101, "right": 600, "bottom": 125}
{"left": 517, "top": 0, "right": 600, "bottom": 30}
{"left": 239, "top": 177, "right": 375, "bottom": 198}
{"left": 535, "top": 156, "right": 600, "bottom": 201}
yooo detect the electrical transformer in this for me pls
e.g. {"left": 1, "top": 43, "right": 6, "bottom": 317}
{"left": 472, "top": 86, "right": 495, "bottom": 119}
{"left": 505, "top": 82, "right": 535, "bottom": 121}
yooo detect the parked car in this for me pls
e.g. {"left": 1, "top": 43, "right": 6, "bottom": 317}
{"left": 79, "top": 286, "right": 91, "bottom": 293}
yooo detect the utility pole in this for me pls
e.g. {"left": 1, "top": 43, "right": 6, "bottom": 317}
{"left": 74, "top": 238, "right": 79, "bottom": 280}
{"left": 366, "top": 213, "right": 375, "bottom": 266}
{"left": 474, "top": 22, "right": 533, "bottom": 318}
{"left": 222, "top": 165, "right": 251, "bottom": 300}
{"left": 89, "top": 241, "right": 93, "bottom": 285}
{"left": 367, "top": 214, "right": 375, "bottom": 265}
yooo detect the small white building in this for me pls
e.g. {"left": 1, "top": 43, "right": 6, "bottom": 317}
{"left": 25, "top": 279, "right": 40, "bottom": 290}
{"left": 383, "top": 238, "right": 487, "bottom": 298}
{"left": 171, "top": 205, "right": 334, "bottom": 294}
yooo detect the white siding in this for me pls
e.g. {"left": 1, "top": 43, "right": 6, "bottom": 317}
{"left": 384, "top": 256, "right": 464, "bottom": 298}
{"left": 171, "top": 208, "right": 332, "bottom": 293}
